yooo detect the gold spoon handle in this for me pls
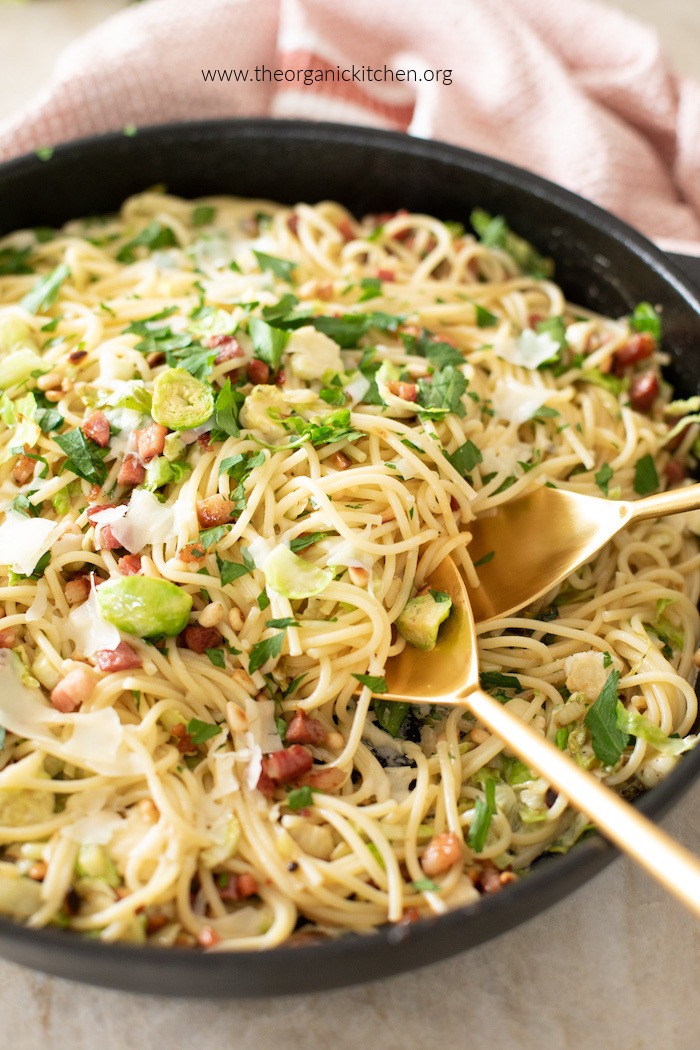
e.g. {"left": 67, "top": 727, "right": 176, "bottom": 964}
{"left": 464, "top": 687, "right": 700, "bottom": 916}
{"left": 629, "top": 480, "right": 700, "bottom": 523}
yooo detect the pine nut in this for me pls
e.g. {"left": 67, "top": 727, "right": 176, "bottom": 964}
{"left": 228, "top": 607, "right": 244, "bottom": 631}
{"left": 325, "top": 732, "right": 345, "bottom": 751}
{"left": 44, "top": 390, "right": 63, "bottom": 403}
{"left": 138, "top": 799, "right": 159, "bottom": 823}
{"left": 348, "top": 565, "right": 369, "bottom": 586}
{"left": 36, "top": 371, "right": 62, "bottom": 391}
{"left": 226, "top": 700, "right": 249, "bottom": 733}
{"left": 231, "top": 668, "right": 257, "bottom": 695}
{"left": 199, "top": 601, "right": 224, "bottom": 628}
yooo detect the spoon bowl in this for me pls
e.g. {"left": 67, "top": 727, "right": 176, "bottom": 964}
{"left": 381, "top": 555, "right": 700, "bottom": 916}
{"left": 466, "top": 481, "right": 700, "bottom": 623}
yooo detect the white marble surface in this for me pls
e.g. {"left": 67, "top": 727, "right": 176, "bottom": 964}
{"left": 0, "top": 3, "right": 698, "bottom": 1048}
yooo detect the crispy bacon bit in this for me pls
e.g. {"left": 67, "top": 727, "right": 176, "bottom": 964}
{"left": 117, "top": 454, "right": 146, "bottom": 487}
{"left": 136, "top": 423, "right": 167, "bottom": 463}
{"left": 474, "top": 860, "right": 515, "bottom": 895}
{"left": 50, "top": 666, "right": 96, "bottom": 713}
{"left": 612, "top": 331, "right": 656, "bottom": 375}
{"left": 219, "top": 873, "right": 259, "bottom": 901}
{"left": 665, "top": 459, "right": 686, "bottom": 485}
{"left": 298, "top": 767, "right": 347, "bottom": 792}
{"left": 12, "top": 452, "right": 36, "bottom": 486}
{"left": 94, "top": 641, "right": 142, "bottom": 673}
{"left": 450, "top": 495, "right": 460, "bottom": 512}
{"left": 0, "top": 627, "right": 17, "bottom": 649}
{"left": 396, "top": 907, "right": 421, "bottom": 926}
{"left": 197, "top": 431, "right": 212, "bottom": 450}
{"left": 275, "top": 369, "right": 286, "bottom": 387}
{"left": 285, "top": 709, "right": 327, "bottom": 746}
{"left": 247, "top": 358, "right": 270, "bottom": 385}
{"left": 171, "top": 723, "right": 196, "bottom": 754}
{"left": 196, "top": 493, "right": 234, "bottom": 529}
{"left": 64, "top": 577, "right": 91, "bottom": 605}
{"left": 117, "top": 554, "right": 142, "bottom": 576}
{"left": 629, "top": 371, "right": 659, "bottom": 413}
{"left": 82, "top": 411, "right": 111, "bottom": 448}
{"left": 337, "top": 218, "right": 355, "bottom": 243}
{"left": 145, "top": 913, "right": 169, "bottom": 935}
{"left": 387, "top": 380, "right": 418, "bottom": 402}
{"left": 197, "top": 927, "right": 221, "bottom": 949}
{"left": 206, "top": 334, "right": 244, "bottom": 364}
{"left": 178, "top": 542, "right": 206, "bottom": 563}
{"left": 260, "top": 744, "right": 313, "bottom": 787}
{"left": 420, "top": 831, "right": 464, "bottom": 876}
{"left": 256, "top": 771, "right": 276, "bottom": 798}
{"left": 99, "top": 525, "right": 122, "bottom": 551}
{"left": 316, "top": 281, "right": 334, "bottom": 301}
{"left": 328, "top": 451, "right": 351, "bottom": 470}
{"left": 287, "top": 214, "right": 299, "bottom": 236}
{"left": 180, "top": 624, "right": 223, "bottom": 654}
{"left": 376, "top": 268, "right": 395, "bottom": 281}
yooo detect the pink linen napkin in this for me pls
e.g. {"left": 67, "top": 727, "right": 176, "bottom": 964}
{"left": 1, "top": 0, "right": 699, "bottom": 248}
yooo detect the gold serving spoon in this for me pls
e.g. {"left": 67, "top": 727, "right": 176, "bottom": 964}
{"left": 380, "top": 556, "right": 700, "bottom": 916}
{"left": 466, "top": 482, "right": 700, "bottom": 623}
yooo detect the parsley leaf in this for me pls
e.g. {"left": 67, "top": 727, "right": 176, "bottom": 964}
{"left": 446, "top": 439, "right": 482, "bottom": 475}
{"left": 248, "top": 632, "right": 284, "bottom": 674}
{"left": 401, "top": 331, "right": 464, "bottom": 369}
{"left": 595, "top": 462, "right": 613, "bottom": 496}
{"left": 373, "top": 700, "right": 410, "bottom": 737}
{"left": 266, "top": 617, "right": 300, "bottom": 629}
{"left": 470, "top": 209, "right": 554, "bottom": 278}
{"left": 205, "top": 648, "right": 226, "bottom": 668}
{"left": 216, "top": 552, "right": 253, "bottom": 585}
{"left": 20, "top": 264, "right": 70, "bottom": 315}
{"left": 289, "top": 531, "right": 334, "bottom": 553}
{"left": 474, "top": 304, "right": 498, "bottom": 327}
{"left": 417, "top": 366, "right": 468, "bottom": 418}
{"left": 286, "top": 785, "right": 315, "bottom": 810}
{"left": 353, "top": 673, "right": 387, "bottom": 693}
{"left": 467, "top": 776, "right": 496, "bottom": 852}
{"left": 633, "top": 453, "right": 658, "bottom": 496}
{"left": 198, "top": 524, "right": 231, "bottom": 550}
{"left": 411, "top": 877, "right": 441, "bottom": 893}
{"left": 584, "top": 669, "right": 628, "bottom": 766}
{"left": 53, "top": 428, "right": 107, "bottom": 485}
{"left": 192, "top": 205, "right": 216, "bottom": 227}
{"left": 0, "top": 246, "right": 33, "bottom": 276}
{"left": 253, "top": 251, "right": 297, "bottom": 282}
{"left": 117, "top": 221, "right": 178, "bottom": 263}
{"left": 279, "top": 408, "right": 361, "bottom": 449}
{"left": 358, "top": 277, "right": 382, "bottom": 302}
{"left": 214, "top": 379, "right": 245, "bottom": 438}
{"left": 630, "top": 302, "right": 661, "bottom": 341}
{"left": 309, "top": 311, "right": 402, "bottom": 348}
{"left": 186, "top": 718, "right": 222, "bottom": 745}
{"left": 248, "top": 317, "right": 289, "bottom": 371}
{"left": 480, "top": 670, "right": 520, "bottom": 691}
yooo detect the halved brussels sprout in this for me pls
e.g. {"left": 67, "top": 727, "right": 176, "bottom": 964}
{"left": 151, "top": 368, "right": 214, "bottom": 431}
{"left": 396, "top": 590, "right": 452, "bottom": 651}
{"left": 97, "top": 576, "right": 192, "bottom": 637}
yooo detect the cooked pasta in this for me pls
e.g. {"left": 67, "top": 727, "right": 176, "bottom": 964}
{"left": 0, "top": 192, "right": 697, "bottom": 949}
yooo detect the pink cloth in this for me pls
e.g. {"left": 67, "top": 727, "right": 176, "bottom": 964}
{"left": 1, "top": 0, "right": 699, "bottom": 247}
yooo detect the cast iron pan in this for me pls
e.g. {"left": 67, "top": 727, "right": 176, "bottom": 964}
{"left": 0, "top": 120, "right": 699, "bottom": 998}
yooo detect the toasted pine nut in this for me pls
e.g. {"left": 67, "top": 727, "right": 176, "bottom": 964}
{"left": 228, "top": 607, "right": 244, "bottom": 631}
{"left": 226, "top": 699, "right": 249, "bottom": 733}
{"left": 44, "top": 390, "right": 63, "bottom": 402}
{"left": 28, "top": 861, "right": 48, "bottom": 881}
{"left": 325, "top": 731, "right": 345, "bottom": 751}
{"left": 65, "top": 577, "right": 90, "bottom": 606}
{"left": 60, "top": 377, "right": 74, "bottom": 393}
{"left": 36, "top": 371, "right": 62, "bottom": 391}
{"left": 348, "top": 566, "right": 369, "bottom": 586}
{"left": 381, "top": 508, "right": 396, "bottom": 523}
{"left": 199, "top": 601, "right": 224, "bottom": 628}
{"left": 328, "top": 452, "right": 351, "bottom": 470}
{"left": 421, "top": 831, "right": 464, "bottom": 876}
{"left": 138, "top": 799, "right": 159, "bottom": 823}
{"left": 231, "top": 668, "right": 257, "bottom": 695}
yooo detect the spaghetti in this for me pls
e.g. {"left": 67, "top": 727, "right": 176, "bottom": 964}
{"left": 0, "top": 192, "right": 697, "bottom": 949}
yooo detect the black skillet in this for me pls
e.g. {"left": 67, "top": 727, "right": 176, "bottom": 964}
{"left": 0, "top": 120, "right": 698, "bottom": 998}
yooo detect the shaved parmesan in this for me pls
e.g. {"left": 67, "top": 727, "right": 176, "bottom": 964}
{"left": 68, "top": 580, "right": 121, "bottom": 656}
{"left": 494, "top": 327, "right": 559, "bottom": 369}
{"left": 325, "top": 539, "right": 374, "bottom": 571}
{"left": 0, "top": 651, "right": 141, "bottom": 776}
{"left": 344, "top": 373, "right": 371, "bottom": 405}
{"left": 25, "top": 579, "right": 49, "bottom": 623}
{"left": 492, "top": 379, "right": 552, "bottom": 425}
{"left": 481, "top": 443, "right": 532, "bottom": 476}
{"left": 110, "top": 489, "right": 174, "bottom": 553}
{"left": 245, "top": 697, "right": 283, "bottom": 754}
{"left": 0, "top": 511, "right": 61, "bottom": 576}
{"left": 64, "top": 810, "right": 123, "bottom": 845}
{"left": 247, "top": 535, "right": 277, "bottom": 569}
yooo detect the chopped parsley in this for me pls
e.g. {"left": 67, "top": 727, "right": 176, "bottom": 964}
{"left": 20, "top": 263, "right": 70, "bottom": 315}
{"left": 633, "top": 453, "right": 658, "bottom": 496}
{"left": 248, "top": 632, "right": 285, "bottom": 674}
{"left": 53, "top": 428, "right": 108, "bottom": 485}
{"left": 584, "top": 669, "right": 628, "bottom": 767}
